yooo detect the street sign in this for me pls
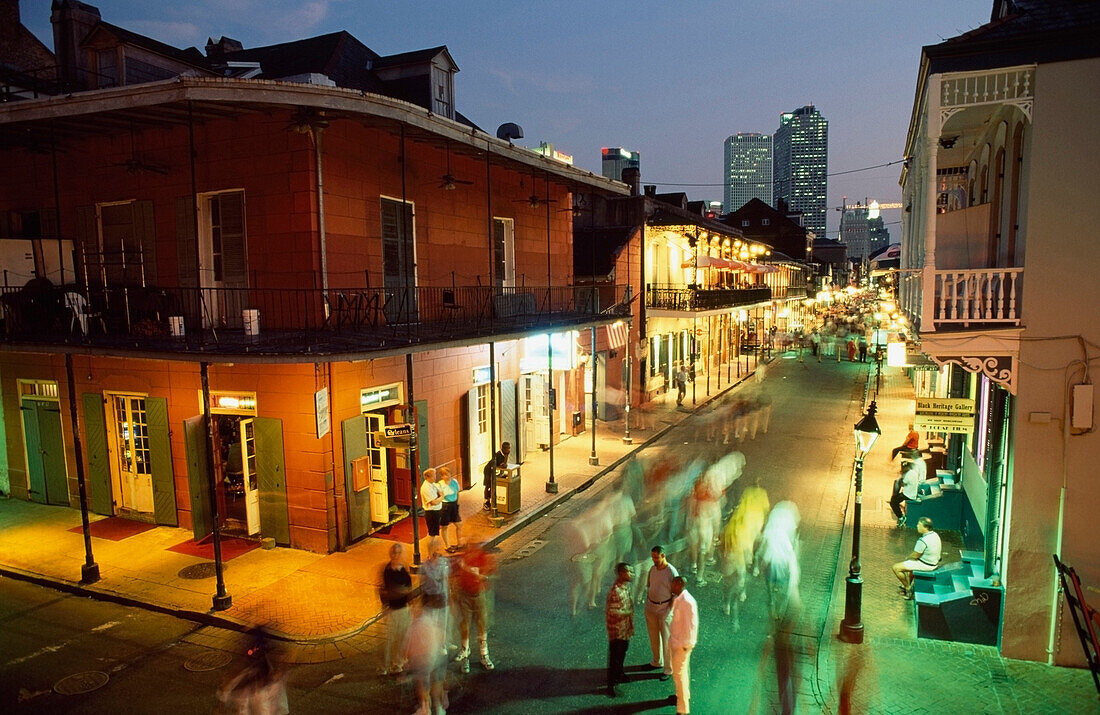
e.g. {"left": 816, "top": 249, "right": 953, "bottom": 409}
{"left": 383, "top": 423, "right": 414, "bottom": 438}
{"left": 916, "top": 398, "right": 975, "bottom": 416}
{"left": 914, "top": 414, "right": 973, "bottom": 433}
{"left": 374, "top": 423, "right": 416, "bottom": 449}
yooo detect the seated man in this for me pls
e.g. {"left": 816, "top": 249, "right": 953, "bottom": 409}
{"left": 891, "top": 424, "right": 921, "bottom": 461}
{"left": 892, "top": 516, "right": 942, "bottom": 599}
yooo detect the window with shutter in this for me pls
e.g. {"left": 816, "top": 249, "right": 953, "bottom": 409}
{"left": 380, "top": 197, "right": 417, "bottom": 322}
{"left": 492, "top": 217, "right": 515, "bottom": 288}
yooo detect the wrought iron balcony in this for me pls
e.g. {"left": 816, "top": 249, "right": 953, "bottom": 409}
{"left": 646, "top": 285, "right": 771, "bottom": 313}
{"left": 0, "top": 282, "right": 629, "bottom": 358}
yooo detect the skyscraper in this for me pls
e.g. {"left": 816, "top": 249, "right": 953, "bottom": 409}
{"left": 723, "top": 132, "right": 772, "bottom": 214}
{"left": 601, "top": 147, "right": 640, "bottom": 182}
{"left": 773, "top": 105, "right": 828, "bottom": 238}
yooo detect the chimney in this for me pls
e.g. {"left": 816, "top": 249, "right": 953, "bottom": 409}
{"left": 643, "top": 185, "right": 656, "bottom": 197}
{"left": 205, "top": 36, "right": 243, "bottom": 57}
{"left": 621, "top": 167, "right": 640, "bottom": 196}
{"left": 51, "top": 0, "right": 101, "bottom": 90}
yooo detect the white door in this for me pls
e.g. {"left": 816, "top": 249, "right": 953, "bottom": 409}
{"left": 523, "top": 374, "right": 549, "bottom": 449}
{"left": 108, "top": 394, "right": 154, "bottom": 514}
{"left": 366, "top": 413, "right": 390, "bottom": 523}
{"left": 240, "top": 419, "right": 260, "bottom": 535}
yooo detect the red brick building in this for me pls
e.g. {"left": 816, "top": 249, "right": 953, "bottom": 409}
{"left": 0, "top": 1, "right": 627, "bottom": 552}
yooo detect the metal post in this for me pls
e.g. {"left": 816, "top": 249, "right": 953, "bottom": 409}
{"left": 64, "top": 354, "right": 99, "bottom": 584}
{"left": 200, "top": 362, "right": 232, "bottom": 611}
{"left": 406, "top": 353, "right": 422, "bottom": 565}
{"left": 840, "top": 454, "right": 865, "bottom": 643}
{"left": 546, "top": 335, "right": 558, "bottom": 493}
{"left": 489, "top": 341, "right": 500, "bottom": 516}
{"left": 623, "top": 319, "right": 633, "bottom": 445}
{"left": 589, "top": 326, "right": 598, "bottom": 465}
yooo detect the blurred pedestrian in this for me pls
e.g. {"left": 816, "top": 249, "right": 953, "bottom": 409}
{"left": 380, "top": 543, "right": 412, "bottom": 676}
{"left": 439, "top": 467, "right": 463, "bottom": 552}
{"left": 644, "top": 545, "right": 679, "bottom": 680}
{"left": 217, "top": 627, "right": 289, "bottom": 714}
{"left": 889, "top": 457, "right": 924, "bottom": 527}
{"left": 668, "top": 576, "right": 698, "bottom": 715}
{"left": 847, "top": 338, "right": 857, "bottom": 362}
{"left": 420, "top": 536, "right": 451, "bottom": 642}
{"left": 405, "top": 602, "right": 448, "bottom": 715}
{"left": 605, "top": 562, "right": 635, "bottom": 698}
{"left": 858, "top": 337, "right": 868, "bottom": 362}
{"left": 453, "top": 542, "right": 497, "bottom": 672}
{"left": 675, "top": 364, "right": 688, "bottom": 406}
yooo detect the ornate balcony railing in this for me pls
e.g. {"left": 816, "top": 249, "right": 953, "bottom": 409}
{"left": 646, "top": 285, "right": 771, "bottom": 312}
{"left": 903, "top": 268, "right": 1023, "bottom": 331}
{"left": 0, "top": 283, "right": 629, "bottom": 357}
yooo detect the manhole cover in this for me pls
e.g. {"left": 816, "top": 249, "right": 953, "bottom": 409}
{"left": 54, "top": 671, "right": 109, "bottom": 695}
{"left": 184, "top": 651, "right": 233, "bottom": 672}
{"left": 178, "top": 562, "right": 224, "bottom": 580}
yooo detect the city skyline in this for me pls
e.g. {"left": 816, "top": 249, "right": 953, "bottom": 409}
{"left": 18, "top": 0, "right": 994, "bottom": 236}
{"left": 723, "top": 132, "right": 772, "bottom": 215}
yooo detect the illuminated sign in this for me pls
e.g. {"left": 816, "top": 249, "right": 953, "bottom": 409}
{"left": 914, "top": 415, "right": 972, "bottom": 433}
{"left": 361, "top": 382, "right": 403, "bottom": 412}
{"left": 200, "top": 391, "right": 258, "bottom": 415}
{"left": 916, "top": 398, "right": 975, "bottom": 417}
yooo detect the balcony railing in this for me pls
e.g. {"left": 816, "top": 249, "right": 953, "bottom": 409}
{"left": 646, "top": 285, "right": 771, "bottom": 312}
{"left": 0, "top": 283, "right": 629, "bottom": 357}
{"left": 934, "top": 268, "right": 1022, "bottom": 326}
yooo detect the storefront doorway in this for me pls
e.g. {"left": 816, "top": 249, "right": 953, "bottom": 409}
{"left": 105, "top": 393, "right": 155, "bottom": 517}
{"left": 18, "top": 380, "right": 68, "bottom": 506}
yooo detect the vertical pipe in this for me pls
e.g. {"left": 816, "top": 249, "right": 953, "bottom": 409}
{"left": 312, "top": 123, "right": 329, "bottom": 301}
{"left": 201, "top": 362, "right": 232, "bottom": 610}
{"left": 589, "top": 326, "right": 598, "bottom": 466}
{"left": 64, "top": 353, "right": 99, "bottom": 583}
{"left": 50, "top": 122, "right": 65, "bottom": 287}
{"left": 546, "top": 333, "right": 556, "bottom": 493}
{"left": 406, "top": 353, "right": 422, "bottom": 564}
{"left": 187, "top": 102, "right": 203, "bottom": 330}
{"left": 325, "top": 362, "right": 345, "bottom": 552}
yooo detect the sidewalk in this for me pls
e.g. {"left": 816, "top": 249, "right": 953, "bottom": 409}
{"left": 0, "top": 354, "right": 764, "bottom": 663}
{"left": 816, "top": 363, "right": 1099, "bottom": 713}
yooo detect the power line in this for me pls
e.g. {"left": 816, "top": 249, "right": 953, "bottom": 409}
{"left": 645, "top": 158, "right": 908, "bottom": 187}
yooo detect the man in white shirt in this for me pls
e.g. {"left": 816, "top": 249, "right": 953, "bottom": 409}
{"left": 667, "top": 576, "right": 698, "bottom": 715}
{"left": 644, "top": 545, "right": 679, "bottom": 679}
{"left": 420, "top": 468, "right": 447, "bottom": 549}
{"left": 892, "top": 516, "right": 942, "bottom": 599}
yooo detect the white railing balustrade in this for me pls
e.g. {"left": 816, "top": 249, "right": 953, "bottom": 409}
{"left": 941, "top": 68, "right": 1034, "bottom": 109}
{"left": 934, "top": 268, "right": 1022, "bottom": 326}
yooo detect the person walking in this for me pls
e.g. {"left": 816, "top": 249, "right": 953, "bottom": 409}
{"left": 439, "top": 466, "right": 463, "bottom": 552}
{"left": 419, "top": 536, "right": 451, "bottom": 642}
{"left": 404, "top": 601, "right": 448, "bottom": 715}
{"left": 380, "top": 543, "right": 412, "bottom": 676}
{"left": 644, "top": 545, "right": 679, "bottom": 680}
{"left": 892, "top": 516, "right": 942, "bottom": 599}
{"left": 675, "top": 365, "right": 688, "bottom": 406}
{"left": 605, "top": 562, "right": 635, "bottom": 698}
{"left": 668, "top": 576, "right": 698, "bottom": 715}
{"left": 810, "top": 329, "right": 821, "bottom": 361}
{"left": 858, "top": 337, "right": 868, "bottom": 363}
{"left": 483, "top": 442, "right": 511, "bottom": 510}
{"left": 847, "top": 337, "right": 857, "bottom": 362}
{"left": 453, "top": 542, "right": 497, "bottom": 673}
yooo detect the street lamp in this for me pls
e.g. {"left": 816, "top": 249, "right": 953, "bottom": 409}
{"left": 840, "top": 401, "right": 881, "bottom": 644}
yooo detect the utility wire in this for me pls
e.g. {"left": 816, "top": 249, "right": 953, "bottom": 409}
{"left": 645, "top": 159, "right": 908, "bottom": 187}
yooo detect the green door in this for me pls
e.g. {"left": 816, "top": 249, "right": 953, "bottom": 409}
{"left": 341, "top": 415, "right": 370, "bottom": 542}
{"left": 82, "top": 393, "right": 113, "bottom": 515}
{"left": 254, "top": 417, "right": 289, "bottom": 545}
{"left": 146, "top": 397, "right": 177, "bottom": 526}
{"left": 21, "top": 400, "right": 46, "bottom": 504}
{"left": 183, "top": 415, "right": 212, "bottom": 540}
{"left": 38, "top": 401, "right": 68, "bottom": 506}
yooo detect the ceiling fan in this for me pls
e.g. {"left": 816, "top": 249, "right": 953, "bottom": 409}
{"left": 440, "top": 142, "right": 473, "bottom": 190}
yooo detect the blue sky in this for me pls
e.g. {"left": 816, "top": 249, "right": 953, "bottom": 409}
{"left": 21, "top": 0, "right": 993, "bottom": 236}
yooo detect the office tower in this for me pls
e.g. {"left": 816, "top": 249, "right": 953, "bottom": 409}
{"left": 773, "top": 105, "right": 828, "bottom": 238}
{"left": 601, "top": 147, "right": 639, "bottom": 182}
{"left": 723, "top": 132, "right": 772, "bottom": 213}
{"left": 840, "top": 203, "right": 872, "bottom": 261}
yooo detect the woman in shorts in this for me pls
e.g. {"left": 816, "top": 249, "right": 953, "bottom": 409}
{"left": 439, "top": 467, "right": 464, "bottom": 552}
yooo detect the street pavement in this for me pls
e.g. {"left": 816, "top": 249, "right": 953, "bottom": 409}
{"left": 1, "top": 348, "right": 1097, "bottom": 713}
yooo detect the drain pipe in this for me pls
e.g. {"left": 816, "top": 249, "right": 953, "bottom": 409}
{"left": 201, "top": 361, "right": 232, "bottom": 611}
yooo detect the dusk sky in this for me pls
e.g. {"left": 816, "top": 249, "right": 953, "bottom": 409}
{"left": 22, "top": 0, "right": 994, "bottom": 237}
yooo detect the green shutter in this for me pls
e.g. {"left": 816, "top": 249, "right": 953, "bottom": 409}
{"left": 39, "top": 402, "right": 69, "bottom": 506}
{"left": 81, "top": 393, "right": 113, "bottom": 515}
{"left": 21, "top": 402, "right": 46, "bottom": 504}
{"left": 254, "top": 417, "right": 289, "bottom": 545}
{"left": 219, "top": 192, "right": 248, "bottom": 288}
{"left": 341, "top": 415, "right": 369, "bottom": 542}
{"left": 415, "top": 399, "right": 430, "bottom": 472}
{"left": 146, "top": 397, "right": 177, "bottom": 526}
{"left": 134, "top": 200, "right": 157, "bottom": 284}
{"left": 183, "top": 415, "right": 212, "bottom": 540}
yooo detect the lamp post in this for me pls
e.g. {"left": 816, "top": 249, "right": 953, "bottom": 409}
{"left": 840, "top": 401, "right": 881, "bottom": 644}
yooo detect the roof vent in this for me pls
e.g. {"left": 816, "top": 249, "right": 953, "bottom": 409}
{"left": 496, "top": 123, "right": 524, "bottom": 143}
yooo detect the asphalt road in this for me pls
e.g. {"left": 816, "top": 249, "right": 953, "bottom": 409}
{"left": 0, "top": 357, "right": 869, "bottom": 714}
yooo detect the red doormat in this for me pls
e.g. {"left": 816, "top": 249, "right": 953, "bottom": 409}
{"left": 372, "top": 515, "right": 428, "bottom": 544}
{"left": 69, "top": 517, "right": 156, "bottom": 541}
{"left": 168, "top": 535, "right": 260, "bottom": 562}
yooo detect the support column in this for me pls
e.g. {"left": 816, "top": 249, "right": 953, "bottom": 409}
{"left": 921, "top": 76, "right": 941, "bottom": 333}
